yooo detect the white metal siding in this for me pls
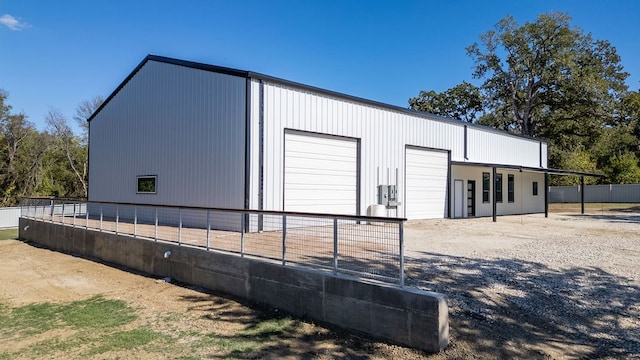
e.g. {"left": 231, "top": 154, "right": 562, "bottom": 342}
{"left": 284, "top": 133, "right": 358, "bottom": 214}
{"left": 89, "top": 61, "right": 246, "bottom": 209}
{"left": 254, "top": 82, "right": 467, "bottom": 215}
{"left": 466, "top": 128, "right": 542, "bottom": 168}
{"left": 251, "top": 81, "right": 544, "bottom": 217}
{"left": 405, "top": 148, "right": 449, "bottom": 219}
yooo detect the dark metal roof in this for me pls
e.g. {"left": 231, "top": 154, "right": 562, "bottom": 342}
{"left": 87, "top": 54, "right": 546, "bottom": 145}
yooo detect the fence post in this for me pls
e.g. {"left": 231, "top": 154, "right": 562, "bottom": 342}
{"left": 282, "top": 215, "right": 287, "bottom": 265}
{"left": 50, "top": 200, "right": 54, "bottom": 223}
{"left": 134, "top": 206, "right": 137, "bottom": 238}
{"left": 399, "top": 221, "right": 405, "bottom": 287}
{"left": 100, "top": 205, "right": 103, "bottom": 232}
{"left": 206, "top": 210, "right": 211, "bottom": 251}
{"left": 72, "top": 203, "right": 76, "bottom": 228}
{"left": 154, "top": 208, "right": 158, "bottom": 241}
{"left": 85, "top": 203, "right": 89, "bottom": 230}
{"left": 333, "top": 218, "right": 338, "bottom": 274}
{"left": 240, "top": 212, "right": 245, "bottom": 257}
{"left": 115, "top": 206, "right": 119, "bottom": 235}
{"left": 178, "top": 208, "right": 182, "bottom": 245}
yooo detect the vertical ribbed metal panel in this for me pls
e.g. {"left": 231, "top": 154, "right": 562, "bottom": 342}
{"left": 248, "top": 79, "right": 261, "bottom": 210}
{"left": 466, "top": 128, "right": 541, "bottom": 168}
{"left": 255, "top": 81, "right": 547, "bottom": 215}
{"left": 89, "top": 61, "right": 246, "bottom": 209}
{"left": 550, "top": 184, "right": 640, "bottom": 203}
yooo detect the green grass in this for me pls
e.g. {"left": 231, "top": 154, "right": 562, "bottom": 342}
{"left": 0, "top": 296, "right": 302, "bottom": 359}
{"left": 87, "top": 328, "right": 165, "bottom": 355}
{"left": 0, "top": 228, "right": 18, "bottom": 240}
{"left": 59, "top": 296, "right": 137, "bottom": 328}
{"left": 0, "top": 296, "right": 136, "bottom": 337}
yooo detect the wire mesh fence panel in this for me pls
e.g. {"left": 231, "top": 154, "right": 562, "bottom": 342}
{"left": 19, "top": 199, "right": 406, "bottom": 285}
{"left": 201, "top": 210, "right": 243, "bottom": 253}
{"left": 337, "top": 220, "right": 400, "bottom": 282}
{"left": 155, "top": 208, "right": 179, "bottom": 243}
{"left": 242, "top": 214, "right": 284, "bottom": 260}
{"left": 284, "top": 216, "right": 334, "bottom": 269}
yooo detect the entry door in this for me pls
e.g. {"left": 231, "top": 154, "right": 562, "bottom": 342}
{"left": 454, "top": 180, "right": 464, "bottom": 218}
{"left": 467, "top": 180, "right": 476, "bottom": 217}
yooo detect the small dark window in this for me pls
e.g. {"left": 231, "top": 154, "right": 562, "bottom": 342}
{"left": 482, "top": 172, "right": 490, "bottom": 203}
{"left": 137, "top": 176, "right": 157, "bottom": 194}
{"left": 533, "top": 181, "right": 539, "bottom": 196}
{"left": 508, "top": 174, "right": 514, "bottom": 203}
{"left": 495, "top": 173, "right": 503, "bottom": 203}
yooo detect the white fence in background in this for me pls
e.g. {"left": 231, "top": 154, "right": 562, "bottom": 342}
{"left": 0, "top": 207, "right": 20, "bottom": 228}
{"left": 549, "top": 184, "right": 640, "bottom": 203}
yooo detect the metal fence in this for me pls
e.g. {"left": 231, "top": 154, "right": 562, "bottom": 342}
{"left": 20, "top": 199, "right": 407, "bottom": 286}
{"left": 0, "top": 206, "right": 20, "bottom": 229}
{"left": 549, "top": 184, "right": 640, "bottom": 203}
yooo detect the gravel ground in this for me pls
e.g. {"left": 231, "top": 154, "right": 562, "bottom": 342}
{"left": 404, "top": 212, "right": 640, "bottom": 359}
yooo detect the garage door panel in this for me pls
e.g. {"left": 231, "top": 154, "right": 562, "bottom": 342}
{"left": 405, "top": 148, "right": 448, "bottom": 219}
{"left": 285, "top": 133, "right": 358, "bottom": 215}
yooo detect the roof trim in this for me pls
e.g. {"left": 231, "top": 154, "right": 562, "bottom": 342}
{"left": 451, "top": 161, "right": 604, "bottom": 177}
{"left": 87, "top": 56, "right": 149, "bottom": 122}
{"left": 85, "top": 54, "right": 545, "bottom": 144}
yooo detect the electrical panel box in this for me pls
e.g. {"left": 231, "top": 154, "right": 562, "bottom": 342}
{"left": 378, "top": 185, "right": 401, "bottom": 208}
{"left": 378, "top": 185, "right": 389, "bottom": 206}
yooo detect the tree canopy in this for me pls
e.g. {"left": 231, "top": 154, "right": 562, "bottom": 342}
{"left": 410, "top": 12, "right": 640, "bottom": 184}
{"left": 0, "top": 90, "right": 100, "bottom": 205}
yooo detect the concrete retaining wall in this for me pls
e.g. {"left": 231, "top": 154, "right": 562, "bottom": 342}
{"left": 18, "top": 218, "right": 449, "bottom": 352}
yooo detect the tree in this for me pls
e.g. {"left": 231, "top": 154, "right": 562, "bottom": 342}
{"left": 409, "top": 81, "right": 483, "bottom": 122}
{"left": 73, "top": 96, "right": 103, "bottom": 145}
{"left": 0, "top": 90, "right": 49, "bottom": 206}
{"left": 46, "top": 108, "right": 88, "bottom": 198}
{"left": 618, "top": 90, "right": 640, "bottom": 154}
{"left": 605, "top": 152, "right": 640, "bottom": 184}
{"left": 466, "top": 12, "right": 628, "bottom": 138}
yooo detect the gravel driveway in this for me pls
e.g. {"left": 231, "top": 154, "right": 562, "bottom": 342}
{"left": 403, "top": 212, "right": 640, "bottom": 359}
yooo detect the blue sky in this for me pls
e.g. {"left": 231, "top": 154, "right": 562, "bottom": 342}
{"left": 1, "top": 0, "right": 639, "bottom": 132}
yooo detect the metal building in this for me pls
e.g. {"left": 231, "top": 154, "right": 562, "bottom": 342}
{"left": 88, "top": 55, "right": 549, "bottom": 220}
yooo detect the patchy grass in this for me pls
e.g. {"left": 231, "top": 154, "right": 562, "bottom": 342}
{"left": 59, "top": 295, "right": 137, "bottom": 329}
{"left": 87, "top": 328, "right": 166, "bottom": 355}
{"left": 0, "top": 228, "right": 18, "bottom": 240}
{"left": 0, "top": 296, "right": 136, "bottom": 337}
{"left": 0, "top": 296, "right": 306, "bottom": 359}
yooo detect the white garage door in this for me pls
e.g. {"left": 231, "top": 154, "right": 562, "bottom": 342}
{"left": 405, "top": 148, "right": 449, "bottom": 219}
{"left": 284, "top": 132, "right": 358, "bottom": 215}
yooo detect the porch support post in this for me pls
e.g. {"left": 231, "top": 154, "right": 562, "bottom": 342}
{"left": 492, "top": 166, "right": 497, "bottom": 222}
{"left": 581, "top": 175, "right": 585, "bottom": 214}
{"left": 544, "top": 172, "right": 549, "bottom": 218}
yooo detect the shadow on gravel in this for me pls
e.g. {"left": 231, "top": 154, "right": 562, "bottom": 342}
{"left": 406, "top": 252, "right": 640, "bottom": 359}
{"left": 567, "top": 213, "right": 640, "bottom": 224}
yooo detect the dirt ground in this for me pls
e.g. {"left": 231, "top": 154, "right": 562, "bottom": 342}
{"left": 1, "top": 210, "right": 639, "bottom": 359}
